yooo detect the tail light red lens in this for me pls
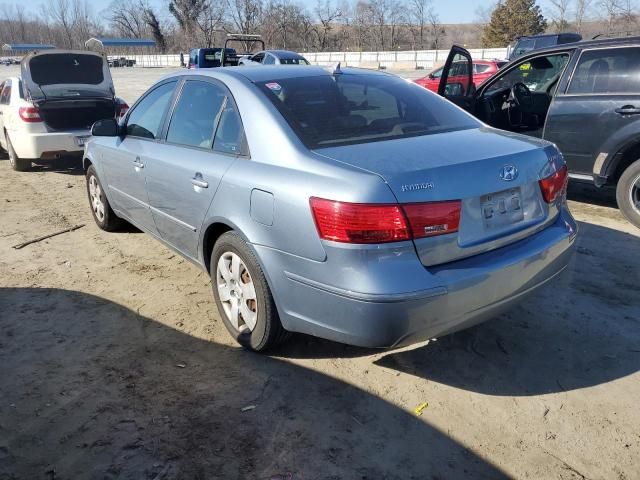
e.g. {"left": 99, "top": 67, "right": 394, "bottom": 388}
{"left": 539, "top": 165, "right": 568, "bottom": 203}
{"left": 310, "top": 197, "right": 462, "bottom": 244}
{"left": 117, "top": 101, "right": 129, "bottom": 118}
{"left": 310, "top": 197, "right": 410, "bottom": 244}
{"left": 18, "top": 106, "right": 42, "bottom": 123}
{"left": 403, "top": 201, "right": 462, "bottom": 239}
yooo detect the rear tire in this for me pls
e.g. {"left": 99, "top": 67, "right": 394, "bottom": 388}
{"left": 616, "top": 159, "right": 640, "bottom": 229}
{"left": 86, "top": 165, "right": 123, "bottom": 231}
{"left": 6, "top": 134, "right": 31, "bottom": 171}
{"left": 211, "top": 231, "right": 288, "bottom": 352}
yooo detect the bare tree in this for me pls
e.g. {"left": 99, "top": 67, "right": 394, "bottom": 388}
{"left": 599, "top": 0, "right": 621, "bottom": 33}
{"left": 226, "top": 0, "right": 263, "bottom": 34}
{"left": 197, "top": 0, "right": 226, "bottom": 47}
{"left": 143, "top": 6, "right": 167, "bottom": 52}
{"left": 109, "top": 0, "right": 149, "bottom": 39}
{"left": 618, "top": 0, "right": 638, "bottom": 32}
{"left": 549, "top": 0, "right": 572, "bottom": 32}
{"left": 426, "top": 3, "right": 444, "bottom": 50}
{"left": 316, "top": 0, "right": 342, "bottom": 51}
{"left": 575, "top": 0, "right": 593, "bottom": 33}
{"left": 408, "top": 0, "right": 430, "bottom": 49}
{"left": 49, "top": 0, "right": 74, "bottom": 48}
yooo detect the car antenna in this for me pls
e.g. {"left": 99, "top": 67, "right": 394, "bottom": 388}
{"left": 333, "top": 62, "right": 343, "bottom": 75}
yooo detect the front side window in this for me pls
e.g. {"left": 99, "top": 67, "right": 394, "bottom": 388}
{"left": 167, "top": 80, "right": 226, "bottom": 149}
{"left": 213, "top": 99, "right": 246, "bottom": 155}
{"left": 475, "top": 64, "right": 491, "bottom": 74}
{"left": 567, "top": 47, "right": 640, "bottom": 94}
{"left": 485, "top": 53, "right": 570, "bottom": 94}
{"left": 258, "top": 73, "right": 479, "bottom": 149}
{"left": 126, "top": 81, "right": 176, "bottom": 139}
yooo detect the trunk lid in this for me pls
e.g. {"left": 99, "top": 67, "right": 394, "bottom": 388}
{"left": 21, "top": 50, "right": 115, "bottom": 103}
{"left": 313, "top": 127, "right": 559, "bottom": 266}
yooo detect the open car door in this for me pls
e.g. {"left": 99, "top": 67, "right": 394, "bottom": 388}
{"left": 437, "top": 45, "right": 476, "bottom": 113}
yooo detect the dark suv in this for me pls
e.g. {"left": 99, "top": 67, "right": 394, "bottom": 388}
{"left": 438, "top": 37, "right": 640, "bottom": 228}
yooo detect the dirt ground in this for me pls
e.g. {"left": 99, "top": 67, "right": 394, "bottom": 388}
{"left": 1, "top": 66, "right": 639, "bottom": 480}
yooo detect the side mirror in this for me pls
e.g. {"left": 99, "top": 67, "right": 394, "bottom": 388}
{"left": 428, "top": 73, "right": 435, "bottom": 80}
{"left": 92, "top": 118, "right": 120, "bottom": 137}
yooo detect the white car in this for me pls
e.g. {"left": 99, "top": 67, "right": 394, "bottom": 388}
{"left": 238, "top": 50, "right": 310, "bottom": 67}
{"left": 1, "top": 50, "right": 128, "bottom": 171}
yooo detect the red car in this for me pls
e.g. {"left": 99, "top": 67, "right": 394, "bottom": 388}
{"left": 414, "top": 60, "right": 507, "bottom": 92}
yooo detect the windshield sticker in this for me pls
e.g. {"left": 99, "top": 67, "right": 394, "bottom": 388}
{"left": 265, "top": 82, "right": 282, "bottom": 92}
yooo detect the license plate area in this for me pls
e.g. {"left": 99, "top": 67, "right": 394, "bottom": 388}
{"left": 76, "top": 135, "right": 90, "bottom": 146}
{"left": 481, "top": 187, "right": 524, "bottom": 230}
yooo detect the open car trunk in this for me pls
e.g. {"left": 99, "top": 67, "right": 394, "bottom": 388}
{"left": 38, "top": 99, "right": 117, "bottom": 131}
{"left": 21, "top": 49, "right": 117, "bottom": 130}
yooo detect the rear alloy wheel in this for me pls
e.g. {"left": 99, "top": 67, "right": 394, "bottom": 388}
{"left": 85, "top": 165, "right": 123, "bottom": 231}
{"left": 211, "top": 231, "right": 288, "bottom": 352}
{"left": 616, "top": 159, "right": 640, "bottom": 229}
{"left": 6, "top": 134, "right": 31, "bottom": 171}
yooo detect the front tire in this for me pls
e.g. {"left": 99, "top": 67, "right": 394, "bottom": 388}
{"left": 211, "top": 231, "right": 288, "bottom": 352}
{"left": 616, "top": 159, "right": 640, "bottom": 229}
{"left": 86, "top": 165, "right": 123, "bottom": 231}
{"left": 6, "top": 134, "right": 31, "bottom": 171}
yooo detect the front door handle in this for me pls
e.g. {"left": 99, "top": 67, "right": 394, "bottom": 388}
{"left": 132, "top": 156, "right": 144, "bottom": 168}
{"left": 191, "top": 173, "right": 208, "bottom": 188}
{"left": 615, "top": 105, "right": 640, "bottom": 115}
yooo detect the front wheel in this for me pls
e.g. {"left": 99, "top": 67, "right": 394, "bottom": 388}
{"left": 211, "top": 231, "right": 288, "bottom": 352}
{"left": 616, "top": 159, "right": 640, "bottom": 229}
{"left": 86, "top": 165, "right": 123, "bottom": 231}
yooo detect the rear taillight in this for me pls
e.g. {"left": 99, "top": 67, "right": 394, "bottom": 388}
{"left": 310, "top": 197, "right": 461, "bottom": 244}
{"left": 403, "top": 201, "right": 461, "bottom": 239}
{"left": 117, "top": 101, "right": 129, "bottom": 118}
{"left": 310, "top": 197, "right": 409, "bottom": 244}
{"left": 18, "top": 106, "right": 42, "bottom": 123}
{"left": 539, "top": 165, "right": 568, "bottom": 203}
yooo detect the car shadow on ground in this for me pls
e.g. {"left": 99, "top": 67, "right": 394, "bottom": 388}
{"left": 568, "top": 181, "right": 617, "bottom": 209}
{"left": 0, "top": 287, "right": 509, "bottom": 479}
{"left": 30, "top": 156, "right": 84, "bottom": 175}
{"left": 373, "top": 220, "right": 640, "bottom": 396}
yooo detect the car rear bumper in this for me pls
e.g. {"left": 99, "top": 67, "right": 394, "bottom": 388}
{"left": 256, "top": 207, "right": 577, "bottom": 348}
{"left": 10, "top": 130, "right": 90, "bottom": 160}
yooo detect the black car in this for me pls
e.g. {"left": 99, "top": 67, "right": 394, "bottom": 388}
{"left": 509, "top": 33, "right": 582, "bottom": 60}
{"left": 438, "top": 37, "right": 640, "bottom": 228}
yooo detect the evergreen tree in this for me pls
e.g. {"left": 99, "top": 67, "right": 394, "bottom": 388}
{"left": 482, "top": 0, "right": 547, "bottom": 47}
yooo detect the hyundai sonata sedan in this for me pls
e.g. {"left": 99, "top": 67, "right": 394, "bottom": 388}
{"left": 84, "top": 65, "right": 577, "bottom": 352}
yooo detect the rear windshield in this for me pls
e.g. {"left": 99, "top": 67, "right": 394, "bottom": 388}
{"left": 257, "top": 73, "right": 479, "bottom": 149}
{"left": 30, "top": 54, "right": 104, "bottom": 85}
{"left": 280, "top": 57, "right": 310, "bottom": 65}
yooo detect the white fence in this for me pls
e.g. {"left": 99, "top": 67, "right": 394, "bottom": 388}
{"left": 117, "top": 48, "right": 509, "bottom": 70}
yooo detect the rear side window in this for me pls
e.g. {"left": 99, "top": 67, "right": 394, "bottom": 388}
{"left": 258, "top": 73, "right": 479, "bottom": 149}
{"left": 263, "top": 54, "right": 276, "bottom": 65}
{"left": 126, "top": 81, "right": 176, "bottom": 139}
{"left": 213, "top": 99, "right": 246, "bottom": 155}
{"left": 167, "top": 80, "right": 226, "bottom": 149}
{"left": 29, "top": 54, "right": 104, "bottom": 85}
{"left": 567, "top": 47, "right": 640, "bottom": 94}
{"left": 475, "top": 64, "right": 491, "bottom": 74}
{"left": 280, "top": 57, "right": 309, "bottom": 65}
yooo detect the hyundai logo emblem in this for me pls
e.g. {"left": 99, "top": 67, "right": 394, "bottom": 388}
{"left": 500, "top": 164, "right": 518, "bottom": 181}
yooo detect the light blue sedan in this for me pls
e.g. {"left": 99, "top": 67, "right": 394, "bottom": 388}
{"left": 84, "top": 65, "right": 577, "bottom": 352}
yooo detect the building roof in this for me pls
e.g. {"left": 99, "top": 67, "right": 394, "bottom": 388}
{"left": 2, "top": 43, "right": 56, "bottom": 51}
{"left": 85, "top": 38, "right": 156, "bottom": 48}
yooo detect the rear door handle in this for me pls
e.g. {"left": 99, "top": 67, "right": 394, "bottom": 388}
{"left": 191, "top": 173, "right": 208, "bottom": 188}
{"left": 615, "top": 105, "right": 640, "bottom": 115}
{"left": 132, "top": 156, "right": 144, "bottom": 168}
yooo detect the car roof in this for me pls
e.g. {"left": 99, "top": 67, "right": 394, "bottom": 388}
{"left": 515, "top": 35, "right": 640, "bottom": 58}
{"left": 261, "top": 50, "right": 306, "bottom": 59}
{"left": 159, "top": 65, "right": 393, "bottom": 85}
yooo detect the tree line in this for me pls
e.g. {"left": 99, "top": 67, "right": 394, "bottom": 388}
{"left": 0, "top": 0, "right": 637, "bottom": 54}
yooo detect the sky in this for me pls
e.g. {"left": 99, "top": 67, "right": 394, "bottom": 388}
{"left": 1, "top": 0, "right": 558, "bottom": 25}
